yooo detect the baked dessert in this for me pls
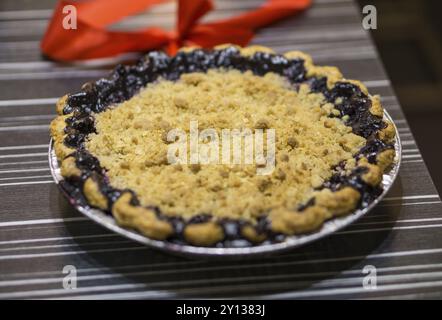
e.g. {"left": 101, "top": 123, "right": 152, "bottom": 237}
{"left": 50, "top": 45, "right": 396, "bottom": 247}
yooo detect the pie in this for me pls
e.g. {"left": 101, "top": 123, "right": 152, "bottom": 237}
{"left": 50, "top": 45, "right": 397, "bottom": 247}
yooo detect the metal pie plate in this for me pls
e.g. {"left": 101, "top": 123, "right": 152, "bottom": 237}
{"left": 49, "top": 111, "right": 401, "bottom": 258}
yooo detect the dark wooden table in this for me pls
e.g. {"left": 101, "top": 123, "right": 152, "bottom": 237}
{"left": 0, "top": 0, "right": 441, "bottom": 299}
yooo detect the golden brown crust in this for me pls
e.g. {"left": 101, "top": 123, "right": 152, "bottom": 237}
{"left": 315, "top": 187, "right": 361, "bottom": 217}
{"left": 53, "top": 139, "right": 75, "bottom": 160}
{"left": 83, "top": 177, "right": 108, "bottom": 210}
{"left": 56, "top": 95, "right": 68, "bottom": 115}
{"left": 376, "top": 149, "right": 395, "bottom": 171}
{"left": 270, "top": 206, "right": 328, "bottom": 234}
{"left": 308, "top": 66, "right": 343, "bottom": 89}
{"left": 240, "top": 45, "right": 275, "bottom": 56}
{"left": 270, "top": 187, "right": 361, "bottom": 236}
{"left": 112, "top": 193, "right": 173, "bottom": 240}
{"left": 60, "top": 156, "right": 81, "bottom": 178}
{"left": 241, "top": 225, "right": 267, "bottom": 243}
{"left": 50, "top": 114, "right": 75, "bottom": 160}
{"left": 214, "top": 43, "right": 241, "bottom": 51}
{"left": 50, "top": 115, "right": 68, "bottom": 143}
{"left": 283, "top": 50, "right": 313, "bottom": 65}
{"left": 378, "top": 121, "right": 396, "bottom": 142}
{"left": 360, "top": 163, "right": 383, "bottom": 187}
{"left": 343, "top": 79, "right": 369, "bottom": 95}
{"left": 369, "top": 95, "right": 383, "bottom": 117}
{"left": 178, "top": 46, "right": 201, "bottom": 53}
{"left": 183, "top": 222, "right": 224, "bottom": 246}
{"left": 112, "top": 193, "right": 138, "bottom": 226}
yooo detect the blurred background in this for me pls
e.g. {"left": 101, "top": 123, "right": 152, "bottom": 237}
{"left": 358, "top": 0, "right": 442, "bottom": 194}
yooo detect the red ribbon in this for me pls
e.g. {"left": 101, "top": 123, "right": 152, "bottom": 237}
{"left": 41, "top": 0, "right": 311, "bottom": 61}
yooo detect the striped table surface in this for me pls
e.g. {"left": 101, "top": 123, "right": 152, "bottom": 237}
{"left": 0, "top": 0, "right": 441, "bottom": 300}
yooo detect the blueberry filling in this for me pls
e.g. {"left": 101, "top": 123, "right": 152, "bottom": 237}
{"left": 58, "top": 47, "right": 394, "bottom": 247}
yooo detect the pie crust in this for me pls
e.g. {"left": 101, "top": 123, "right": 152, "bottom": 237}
{"left": 50, "top": 45, "right": 396, "bottom": 247}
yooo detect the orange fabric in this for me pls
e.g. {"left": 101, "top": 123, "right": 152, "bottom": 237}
{"left": 41, "top": 0, "right": 311, "bottom": 61}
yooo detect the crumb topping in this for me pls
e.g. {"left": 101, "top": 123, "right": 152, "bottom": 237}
{"left": 86, "top": 69, "right": 366, "bottom": 223}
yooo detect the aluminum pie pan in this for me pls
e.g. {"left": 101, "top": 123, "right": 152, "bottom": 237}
{"left": 49, "top": 110, "right": 401, "bottom": 258}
